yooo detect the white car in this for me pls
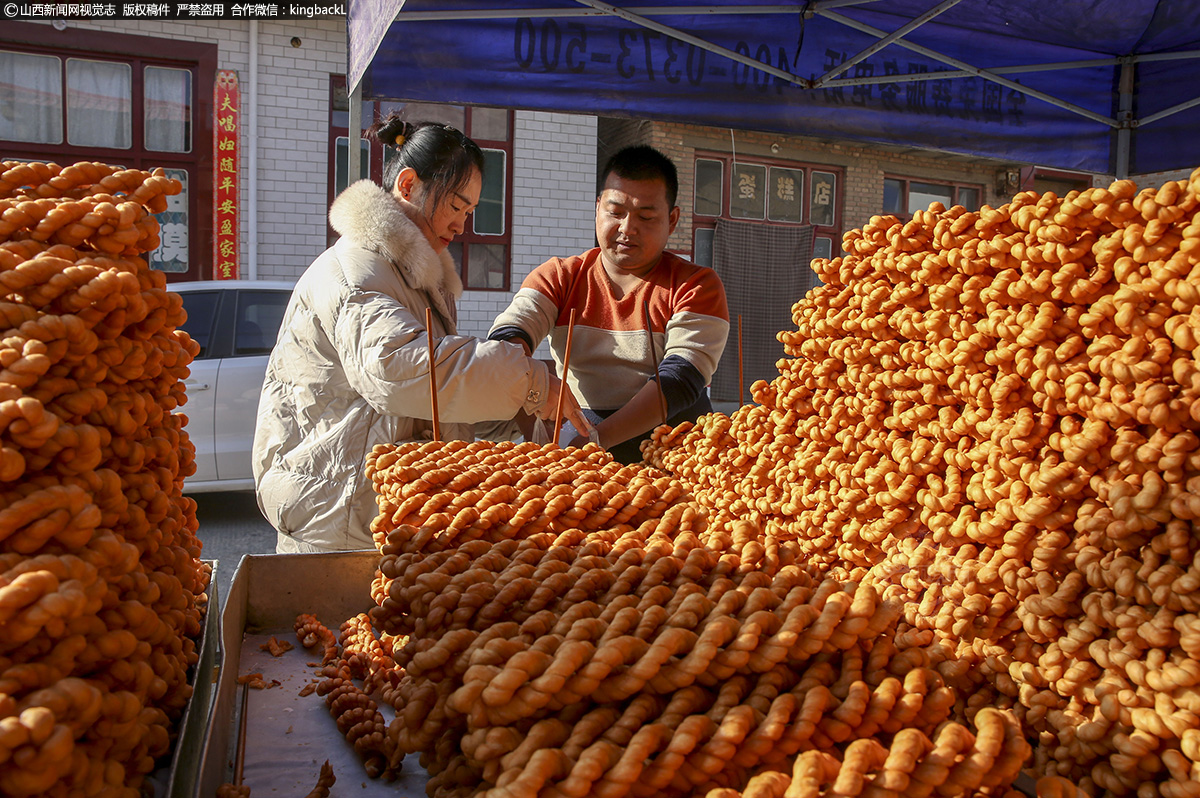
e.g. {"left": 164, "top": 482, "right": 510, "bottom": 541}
{"left": 173, "top": 280, "right": 294, "bottom": 493}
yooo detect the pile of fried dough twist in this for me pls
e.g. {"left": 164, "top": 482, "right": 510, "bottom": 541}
{"left": 0, "top": 160, "right": 207, "bottom": 797}
{"left": 297, "top": 168, "right": 1200, "bottom": 798}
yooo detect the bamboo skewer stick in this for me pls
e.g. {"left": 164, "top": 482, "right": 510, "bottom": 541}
{"left": 552, "top": 308, "right": 577, "bottom": 440}
{"left": 644, "top": 302, "right": 669, "bottom": 425}
{"left": 738, "top": 314, "right": 744, "bottom": 406}
{"left": 426, "top": 307, "right": 441, "bottom": 442}
{"left": 234, "top": 682, "right": 250, "bottom": 787}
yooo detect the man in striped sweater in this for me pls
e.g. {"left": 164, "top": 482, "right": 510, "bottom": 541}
{"left": 489, "top": 145, "right": 730, "bottom": 463}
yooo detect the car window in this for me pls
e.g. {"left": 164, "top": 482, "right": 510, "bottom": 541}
{"left": 234, "top": 290, "right": 290, "bottom": 356}
{"left": 178, "top": 291, "right": 221, "bottom": 359}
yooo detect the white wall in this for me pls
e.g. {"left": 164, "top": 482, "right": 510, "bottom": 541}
{"left": 247, "top": 23, "right": 345, "bottom": 280}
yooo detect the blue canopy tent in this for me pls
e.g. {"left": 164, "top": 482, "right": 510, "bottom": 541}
{"left": 347, "top": 0, "right": 1200, "bottom": 178}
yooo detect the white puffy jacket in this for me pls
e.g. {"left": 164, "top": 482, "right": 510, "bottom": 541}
{"left": 252, "top": 180, "right": 549, "bottom": 551}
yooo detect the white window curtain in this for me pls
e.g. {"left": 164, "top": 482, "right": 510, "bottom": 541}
{"left": 0, "top": 50, "right": 62, "bottom": 144}
{"left": 67, "top": 58, "right": 131, "bottom": 149}
{"left": 907, "top": 181, "right": 954, "bottom": 216}
{"left": 145, "top": 66, "right": 190, "bottom": 152}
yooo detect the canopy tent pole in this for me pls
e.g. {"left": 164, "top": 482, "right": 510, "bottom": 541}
{"left": 811, "top": 0, "right": 883, "bottom": 8}
{"left": 248, "top": 21, "right": 259, "bottom": 280}
{"left": 813, "top": 0, "right": 963, "bottom": 86}
{"left": 821, "top": 57, "right": 1122, "bottom": 87}
{"left": 820, "top": 8, "right": 1118, "bottom": 128}
{"left": 1138, "top": 95, "right": 1200, "bottom": 127}
{"left": 1127, "top": 50, "right": 1200, "bottom": 137}
{"left": 348, "top": 81, "right": 363, "bottom": 186}
{"left": 1115, "top": 59, "right": 1134, "bottom": 179}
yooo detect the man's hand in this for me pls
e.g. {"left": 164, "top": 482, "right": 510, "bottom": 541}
{"left": 567, "top": 380, "right": 665, "bottom": 454}
{"left": 567, "top": 433, "right": 594, "bottom": 449}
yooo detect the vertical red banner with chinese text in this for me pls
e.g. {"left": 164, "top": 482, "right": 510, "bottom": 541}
{"left": 213, "top": 69, "right": 240, "bottom": 280}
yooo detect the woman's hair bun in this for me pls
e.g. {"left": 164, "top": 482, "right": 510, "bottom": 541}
{"left": 368, "top": 113, "right": 411, "bottom": 149}
{"left": 392, "top": 120, "right": 411, "bottom": 148}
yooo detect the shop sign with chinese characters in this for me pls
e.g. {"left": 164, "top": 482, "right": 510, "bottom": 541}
{"left": 731, "top": 162, "right": 766, "bottom": 220}
{"left": 148, "top": 168, "right": 188, "bottom": 273}
{"left": 213, "top": 69, "right": 239, "bottom": 279}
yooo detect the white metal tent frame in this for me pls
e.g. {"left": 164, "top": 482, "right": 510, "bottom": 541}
{"left": 349, "top": 0, "right": 1200, "bottom": 182}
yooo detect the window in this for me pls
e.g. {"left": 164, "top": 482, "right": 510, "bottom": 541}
{"left": 430, "top": 105, "right": 512, "bottom": 291}
{"left": 234, "top": 290, "right": 290, "bottom": 356}
{"left": 884, "top": 176, "right": 983, "bottom": 218}
{"left": 474, "top": 149, "right": 506, "bottom": 235}
{"left": 0, "top": 50, "right": 62, "bottom": 143}
{"left": 768, "top": 167, "right": 803, "bottom": 223}
{"left": 144, "top": 66, "right": 192, "bottom": 153}
{"left": 153, "top": 168, "right": 189, "bottom": 273}
{"left": 1027, "top": 167, "right": 1090, "bottom": 198}
{"left": 730, "top": 163, "right": 766, "bottom": 220}
{"left": 0, "top": 23, "right": 215, "bottom": 282}
{"left": 810, "top": 171, "right": 837, "bottom": 226}
{"left": 327, "top": 75, "right": 380, "bottom": 240}
{"left": 333, "top": 135, "right": 370, "bottom": 202}
{"left": 695, "top": 228, "right": 715, "bottom": 272}
{"left": 66, "top": 58, "right": 131, "bottom": 148}
{"left": 327, "top": 83, "right": 513, "bottom": 291}
{"left": 179, "top": 290, "right": 220, "bottom": 359}
{"left": 692, "top": 154, "right": 842, "bottom": 266}
{"left": 694, "top": 159, "right": 723, "bottom": 216}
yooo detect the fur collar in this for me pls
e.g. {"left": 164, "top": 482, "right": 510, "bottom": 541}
{"left": 329, "top": 180, "right": 464, "bottom": 301}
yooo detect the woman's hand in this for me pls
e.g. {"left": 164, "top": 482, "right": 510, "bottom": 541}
{"left": 538, "top": 374, "right": 592, "bottom": 440}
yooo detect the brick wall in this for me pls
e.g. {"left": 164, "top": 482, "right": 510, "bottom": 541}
{"left": 598, "top": 118, "right": 654, "bottom": 176}
{"left": 249, "top": 23, "right": 345, "bottom": 281}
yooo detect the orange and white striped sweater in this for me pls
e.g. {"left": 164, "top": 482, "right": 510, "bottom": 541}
{"left": 489, "top": 248, "right": 729, "bottom": 435}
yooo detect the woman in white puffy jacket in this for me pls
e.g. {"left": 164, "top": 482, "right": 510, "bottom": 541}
{"left": 253, "top": 116, "right": 584, "bottom": 553}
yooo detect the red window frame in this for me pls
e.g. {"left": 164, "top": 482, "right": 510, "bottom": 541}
{"left": 0, "top": 21, "right": 216, "bottom": 283}
{"left": 455, "top": 110, "right": 514, "bottom": 293}
{"left": 882, "top": 175, "right": 985, "bottom": 220}
{"left": 326, "top": 83, "right": 514, "bottom": 291}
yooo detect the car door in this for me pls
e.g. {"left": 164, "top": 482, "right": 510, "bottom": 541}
{"left": 177, "top": 289, "right": 223, "bottom": 482}
{"left": 213, "top": 289, "right": 291, "bottom": 482}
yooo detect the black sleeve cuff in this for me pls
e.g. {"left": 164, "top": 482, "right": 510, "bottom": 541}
{"left": 488, "top": 325, "right": 534, "bottom": 354}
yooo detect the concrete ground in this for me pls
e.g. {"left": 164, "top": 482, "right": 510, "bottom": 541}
{"left": 191, "top": 490, "right": 276, "bottom": 609}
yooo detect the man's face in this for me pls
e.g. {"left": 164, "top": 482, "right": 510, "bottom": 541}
{"left": 595, "top": 173, "right": 680, "bottom": 278}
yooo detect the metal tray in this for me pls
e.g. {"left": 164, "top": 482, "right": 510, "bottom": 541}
{"left": 164, "top": 559, "right": 220, "bottom": 798}
{"left": 189, "top": 553, "right": 1041, "bottom": 798}
{"left": 192, "top": 551, "right": 431, "bottom": 798}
